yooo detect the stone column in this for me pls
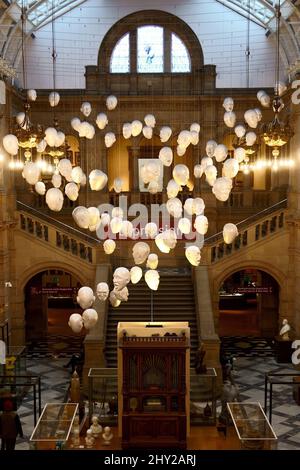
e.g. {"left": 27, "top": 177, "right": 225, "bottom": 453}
{"left": 193, "top": 265, "right": 221, "bottom": 388}
{"left": 82, "top": 263, "right": 111, "bottom": 393}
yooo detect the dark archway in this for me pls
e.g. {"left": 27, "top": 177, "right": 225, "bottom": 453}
{"left": 218, "top": 268, "right": 279, "bottom": 338}
{"left": 24, "top": 269, "right": 83, "bottom": 341}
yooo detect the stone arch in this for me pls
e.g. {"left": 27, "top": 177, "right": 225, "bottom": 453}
{"left": 98, "top": 10, "right": 204, "bottom": 72}
{"left": 211, "top": 260, "right": 286, "bottom": 337}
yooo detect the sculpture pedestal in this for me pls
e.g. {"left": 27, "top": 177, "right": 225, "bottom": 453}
{"left": 273, "top": 336, "right": 293, "bottom": 363}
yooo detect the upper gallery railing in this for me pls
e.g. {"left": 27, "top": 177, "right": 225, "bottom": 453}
{"left": 204, "top": 199, "right": 288, "bottom": 264}
{"left": 17, "top": 201, "right": 100, "bottom": 264}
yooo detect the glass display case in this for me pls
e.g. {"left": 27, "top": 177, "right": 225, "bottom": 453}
{"left": 29, "top": 403, "right": 78, "bottom": 450}
{"left": 190, "top": 367, "right": 217, "bottom": 425}
{"left": 88, "top": 368, "right": 118, "bottom": 426}
{"left": 227, "top": 402, "right": 278, "bottom": 450}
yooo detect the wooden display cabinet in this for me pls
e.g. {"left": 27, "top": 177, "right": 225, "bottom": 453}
{"left": 118, "top": 322, "right": 190, "bottom": 449}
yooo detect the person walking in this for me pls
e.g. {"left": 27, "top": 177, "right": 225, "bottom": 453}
{"left": 0, "top": 399, "right": 23, "bottom": 450}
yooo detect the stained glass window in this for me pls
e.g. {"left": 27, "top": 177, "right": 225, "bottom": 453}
{"left": 137, "top": 26, "right": 164, "bottom": 73}
{"left": 110, "top": 33, "right": 130, "bottom": 73}
{"left": 171, "top": 33, "right": 191, "bottom": 73}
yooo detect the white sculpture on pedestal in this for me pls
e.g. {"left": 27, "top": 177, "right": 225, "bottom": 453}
{"left": 279, "top": 319, "right": 291, "bottom": 341}
{"left": 89, "top": 416, "right": 102, "bottom": 438}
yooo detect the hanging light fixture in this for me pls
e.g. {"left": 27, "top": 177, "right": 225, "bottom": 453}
{"left": 260, "top": 2, "right": 293, "bottom": 170}
{"left": 6, "top": 2, "right": 43, "bottom": 170}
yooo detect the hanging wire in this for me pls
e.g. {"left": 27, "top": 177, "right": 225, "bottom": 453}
{"left": 275, "top": 0, "right": 281, "bottom": 97}
{"left": 51, "top": 0, "right": 57, "bottom": 123}
{"left": 246, "top": 0, "right": 251, "bottom": 88}
{"left": 21, "top": 0, "right": 27, "bottom": 91}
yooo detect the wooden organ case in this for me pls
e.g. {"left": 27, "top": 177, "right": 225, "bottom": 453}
{"left": 118, "top": 322, "right": 190, "bottom": 449}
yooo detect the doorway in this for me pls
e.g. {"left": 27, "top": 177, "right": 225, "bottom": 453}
{"left": 24, "top": 269, "right": 84, "bottom": 341}
{"left": 218, "top": 268, "right": 279, "bottom": 338}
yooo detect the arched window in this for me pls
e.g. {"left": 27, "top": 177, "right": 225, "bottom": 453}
{"left": 171, "top": 33, "right": 191, "bottom": 73}
{"left": 110, "top": 24, "right": 191, "bottom": 74}
{"left": 110, "top": 33, "right": 130, "bottom": 73}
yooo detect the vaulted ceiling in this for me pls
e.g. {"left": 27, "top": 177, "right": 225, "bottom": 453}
{"left": 0, "top": 0, "right": 299, "bottom": 79}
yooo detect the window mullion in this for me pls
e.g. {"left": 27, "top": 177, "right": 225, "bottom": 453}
{"left": 164, "top": 29, "right": 171, "bottom": 73}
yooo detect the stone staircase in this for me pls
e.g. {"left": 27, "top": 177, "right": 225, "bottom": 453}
{"left": 104, "top": 270, "right": 199, "bottom": 368}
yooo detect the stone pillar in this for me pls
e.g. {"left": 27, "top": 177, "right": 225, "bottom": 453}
{"left": 82, "top": 263, "right": 111, "bottom": 393}
{"left": 193, "top": 265, "right": 221, "bottom": 388}
{"left": 287, "top": 106, "right": 300, "bottom": 336}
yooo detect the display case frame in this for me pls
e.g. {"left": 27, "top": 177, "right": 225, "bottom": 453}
{"left": 190, "top": 367, "right": 217, "bottom": 425}
{"left": 227, "top": 402, "right": 278, "bottom": 450}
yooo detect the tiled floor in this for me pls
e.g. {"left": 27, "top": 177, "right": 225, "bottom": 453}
{"left": 10, "top": 345, "right": 300, "bottom": 450}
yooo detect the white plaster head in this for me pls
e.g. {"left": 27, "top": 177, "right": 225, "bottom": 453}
{"left": 132, "top": 242, "right": 150, "bottom": 264}
{"left": 145, "top": 269, "right": 160, "bottom": 291}
{"left": 109, "top": 291, "right": 121, "bottom": 308}
{"left": 122, "top": 122, "right": 132, "bottom": 139}
{"left": 106, "top": 95, "right": 118, "bottom": 110}
{"left": 36, "top": 138, "right": 47, "bottom": 153}
{"left": 253, "top": 108, "right": 262, "bottom": 122}
{"left": 205, "top": 140, "right": 217, "bottom": 158}
{"left": 45, "top": 188, "right": 64, "bottom": 212}
{"left": 35, "top": 181, "right": 46, "bottom": 196}
{"left": 58, "top": 158, "right": 72, "bottom": 178}
{"left": 113, "top": 286, "right": 129, "bottom": 301}
{"left": 148, "top": 180, "right": 159, "bottom": 194}
{"left": 234, "top": 125, "right": 246, "bottom": 139}
{"left": 234, "top": 147, "right": 246, "bottom": 163}
{"left": 173, "top": 164, "right": 189, "bottom": 186}
{"left": 101, "top": 212, "right": 110, "bottom": 227}
{"left": 201, "top": 156, "right": 213, "bottom": 171}
{"left": 190, "top": 130, "right": 199, "bottom": 146}
{"left": 224, "top": 111, "right": 236, "bottom": 128}
{"left": 178, "top": 217, "right": 191, "bottom": 235}
{"left": 223, "top": 158, "right": 239, "bottom": 178}
{"left": 72, "top": 206, "right": 90, "bottom": 229}
{"left": 144, "top": 114, "right": 156, "bottom": 128}
{"left": 245, "top": 131, "right": 257, "bottom": 146}
{"left": 212, "top": 177, "right": 233, "bottom": 202}
{"left": 214, "top": 144, "right": 228, "bottom": 163}
{"left": 146, "top": 253, "right": 158, "bottom": 269}
{"left": 120, "top": 220, "right": 134, "bottom": 238}
{"left": 185, "top": 245, "right": 201, "bottom": 266}
{"left": 27, "top": 89, "right": 37, "bottom": 101}
{"left": 194, "top": 215, "right": 208, "bottom": 235}
{"left": 103, "top": 239, "right": 116, "bottom": 254}
{"left": 244, "top": 109, "right": 259, "bottom": 128}
{"left": 89, "top": 170, "right": 108, "bottom": 191}
{"left": 167, "top": 179, "right": 180, "bottom": 198}
{"left": 23, "top": 162, "right": 41, "bottom": 185}
{"left": 223, "top": 97, "right": 234, "bottom": 112}
{"left": 166, "top": 197, "right": 182, "bottom": 218}
{"left": 205, "top": 165, "right": 217, "bottom": 186}
{"left": 71, "top": 117, "right": 81, "bottom": 132}
{"left": 177, "top": 145, "right": 186, "bottom": 156}
{"left": 130, "top": 266, "right": 143, "bottom": 284}
{"left": 2, "top": 134, "right": 18, "bottom": 155}
{"left": 155, "top": 233, "right": 170, "bottom": 253}
{"left": 88, "top": 207, "right": 100, "bottom": 231}
{"left": 194, "top": 164, "right": 203, "bottom": 179}
{"left": 184, "top": 198, "right": 194, "bottom": 216}
{"left": 193, "top": 197, "right": 205, "bottom": 215}
{"left": 65, "top": 182, "right": 79, "bottom": 201}
{"left": 80, "top": 102, "right": 92, "bottom": 117}
{"left": 258, "top": 92, "right": 271, "bottom": 108}
{"left": 77, "top": 286, "right": 95, "bottom": 309}
{"left": 223, "top": 223, "right": 238, "bottom": 244}
{"left": 82, "top": 309, "right": 98, "bottom": 329}
{"left": 71, "top": 166, "right": 84, "bottom": 184}
{"left": 96, "top": 282, "right": 109, "bottom": 301}
{"left": 104, "top": 132, "right": 116, "bottom": 148}
{"left": 159, "top": 126, "right": 172, "bottom": 143}
{"left": 190, "top": 122, "right": 200, "bottom": 133}
{"left": 96, "top": 113, "right": 108, "bottom": 130}
{"left": 131, "top": 120, "right": 143, "bottom": 137}
{"left": 49, "top": 91, "right": 60, "bottom": 107}
{"left": 68, "top": 313, "right": 83, "bottom": 333}
{"left": 159, "top": 147, "right": 173, "bottom": 167}
{"left": 113, "top": 177, "right": 123, "bottom": 193}
{"left": 140, "top": 160, "right": 161, "bottom": 184}
{"left": 162, "top": 229, "right": 177, "bottom": 249}
{"left": 113, "top": 267, "right": 130, "bottom": 291}
{"left": 144, "top": 222, "right": 158, "bottom": 239}
{"left": 142, "top": 126, "right": 153, "bottom": 139}
{"left": 177, "top": 130, "right": 191, "bottom": 148}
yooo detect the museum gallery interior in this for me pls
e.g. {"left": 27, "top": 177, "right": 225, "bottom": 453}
{"left": 1, "top": 0, "right": 300, "bottom": 452}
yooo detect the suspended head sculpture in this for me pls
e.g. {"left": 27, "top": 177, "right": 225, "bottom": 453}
{"left": 82, "top": 309, "right": 98, "bottom": 329}
{"left": 223, "top": 223, "right": 239, "bottom": 244}
{"left": 113, "top": 267, "right": 131, "bottom": 291}
{"left": 80, "top": 102, "right": 92, "bottom": 117}
{"left": 77, "top": 286, "right": 95, "bottom": 309}
{"left": 96, "top": 282, "right": 109, "bottom": 301}
{"left": 145, "top": 269, "right": 160, "bottom": 290}
{"left": 223, "top": 97, "right": 234, "bottom": 112}
{"left": 132, "top": 242, "right": 150, "bottom": 264}
{"left": 130, "top": 266, "right": 143, "bottom": 284}
{"left": 106, "top": 95, "right": 118, "bottom": 110}
{"left": 185, "top": 245, "right": 201, "bottom": 266}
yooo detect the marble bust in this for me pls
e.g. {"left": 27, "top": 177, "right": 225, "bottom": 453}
{"left": 102, "top": 426, "right": 113, "bottom": 445}
{"left": 89, "top": 415, "right": 102, "bottom": 438}
{"left": 279, "top": 319, "right": 291, "bottom": 341}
